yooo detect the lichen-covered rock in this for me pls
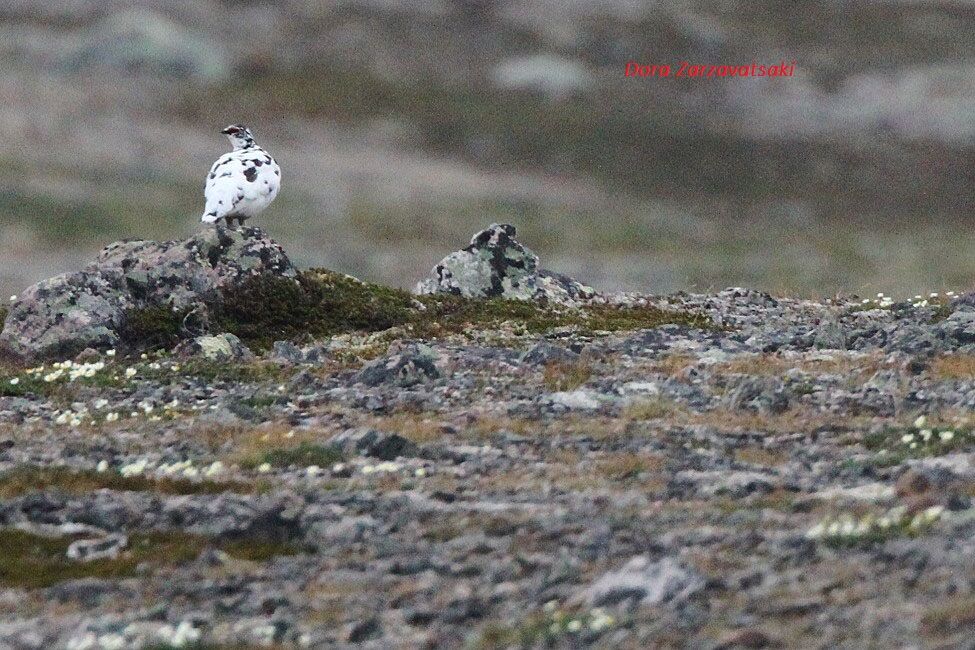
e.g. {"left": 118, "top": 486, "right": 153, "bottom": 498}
{"left": 357, "top": 344, "right": 440, "bottom": 387}
{"left": 175, "top": 333, "right": 254, "bottom": 362}
{"left": 0, "top": 227, "right": 294, "bottom": 362}
{"left": 415, "top": 223, "right": 596, "bottom": 304}
{"left": 328, "top": 428, "right": 419, "bottom": 460}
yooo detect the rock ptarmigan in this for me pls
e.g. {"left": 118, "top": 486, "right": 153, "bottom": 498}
{"left": 201, "top": 124, "right": 280, "bottom": 227}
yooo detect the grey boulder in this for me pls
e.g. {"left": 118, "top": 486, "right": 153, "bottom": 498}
{"left": 415, "top": 223, "right": 595, "bottom": 304}
{"left": 357, "top": 344, "right": 441, "bottom": 387}
{"left": 579, "top": 556, "right": 705, "bottom": 607}
{"left": 0, "top": 227, "right": 294, "bottom": 362}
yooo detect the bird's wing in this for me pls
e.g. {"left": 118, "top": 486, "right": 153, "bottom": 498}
{"left": 203, "top": 153, "right": 247, "bottom": 220}
{"left": 234, "top": 148, "right": 279, "bottom": 201}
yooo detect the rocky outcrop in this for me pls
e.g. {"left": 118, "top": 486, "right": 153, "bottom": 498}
{"left": 0, "top": 227, "right": 294, "bottom": 362}
{"left": 415, "top": 223, "right": 596, "bottom": 305}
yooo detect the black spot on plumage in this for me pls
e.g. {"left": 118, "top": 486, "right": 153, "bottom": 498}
{"left": 208, "top": 172, "right": 215, "bottom": 180}
{"left": 243, "top": 167, "right": 258, "bottom": 182}
{"left": 253, "top": 159, "right": 263, "bottom": 167}
{"left": 274, "top": 170, "right": 279, "bottom": 176}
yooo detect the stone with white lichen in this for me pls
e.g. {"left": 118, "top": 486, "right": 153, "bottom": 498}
{"left": 0, "top": 227, "right": 294, "bottom": 362}
{"left": 415, "top": 223, "right": 596, "bottom": 305}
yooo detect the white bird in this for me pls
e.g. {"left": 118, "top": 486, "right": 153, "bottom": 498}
{"left": 201, "top": 124, "right": 280, "bottom": 226}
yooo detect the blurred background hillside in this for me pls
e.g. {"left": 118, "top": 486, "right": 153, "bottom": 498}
{"left": 2, "top": 0, "right": 975, "bottom": 299}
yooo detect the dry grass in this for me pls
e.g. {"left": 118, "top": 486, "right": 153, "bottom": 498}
{"left": 622, "top": 397, "right": 683, "bottom": 420}
{"left": 364, "top": 413, "right": 449, "bottom": 444}
{"left": 0, "top": 466, "right": 258, "bottom": 498}
{"left": 711, "top": 352, "right": 888, "bottom": 378}
{"left": 921, "top": 597, "right": 975, "bottom": 636}
{"left": 594, "top": 452, "right": 664, "bottom": 480}
{"left": 929, "top": 355, "right": 975, "bottom": 380}
{"left": 734, "top": 446, "right": 789, "bottom": 467}
{"left": 542, "top": 361, "right": 592, "bottom": 391}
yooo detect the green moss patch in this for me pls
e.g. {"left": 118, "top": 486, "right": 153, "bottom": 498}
{"left": 0, "top": 467, "right": 258, "bottom": 499}
{"left": 245, "top": 442, "right": 344, "bottom": 469}
{"left": 0, "top": 528, "right": 301, "bottom": 589}
{"left": 118, "top": 305, "right": 187, "bottom": 352}
{"left": 211, "top": 269, "right": 714, "bottom": 350}
{"left": 0, "top": 306, "right": 7, "bottom": 327}
{"left": 860, "top": 419, "right": 972, "bottom": 466}
{"left": 211, "top": 270, "right": 415, "bottom": 350}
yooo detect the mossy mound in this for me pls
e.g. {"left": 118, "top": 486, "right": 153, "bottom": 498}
{"left": 209, "top": 269, "right": 714, "bottom": 351}
{"left": 0, "top": 466, "right": 258, "bottom": 499}
{"left": 0, "top": 528, "right": 300, "bottom": 589}
{"left": 211, "top": 270, "right": 415, "bottom": 350}
{"left": 118, "top": 304, "right": 187, "bottom": 352}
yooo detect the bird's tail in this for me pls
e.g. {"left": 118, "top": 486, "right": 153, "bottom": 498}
{"left": 201, "top": 213, "right": 219, "bottom": 224}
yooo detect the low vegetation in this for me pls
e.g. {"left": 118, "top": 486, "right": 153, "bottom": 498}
{"left": 0, "top": 467, "right": 258, "bottom": 498}
{"left": 0, "top": 528, "right": 301, "bottom": 589}
{"left": 118, "top": 305, "right": 188, "bottom": 351}
{"left": 208, "top": 269, "right": 714, "bottom": 351}
{"left": 861, "top": 416, "right": 972, "bottom": 465}
{"left": 243, "top": 442, "right": 344, "bottom": 470}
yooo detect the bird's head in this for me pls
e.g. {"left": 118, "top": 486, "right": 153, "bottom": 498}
{"left": 221, "top": 124, "right": 255, "bottom": 150}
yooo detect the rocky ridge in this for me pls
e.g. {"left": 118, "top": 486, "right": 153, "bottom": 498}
{"left": 0, "top": 225, "right": 974, "bottom": 648}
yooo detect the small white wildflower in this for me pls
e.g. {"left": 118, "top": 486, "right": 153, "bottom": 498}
{"left": 543, "top": 601, "right": 558, "bottom": 614}
{"left": 205, "top": 461, "right": 224, "bottom": 477}
{"left": 930, "top": 292, "right": 939, "bottom": 298}
{"left": 306, "top": 465, "right": 321, "bottom": 477}
{"left": 8, "top": 295, "right": 15, "bottom": 302}
{"left": 125, "top": 367, "right": 137, "bottom": 378}
{"left": 69, "top": 417, "right": 82, "bottom": 427}
{"left": 96, "top": 460, "right": 109, "bottom": 472}
{"left": 94, "top": 399, "right": 109, "bottom": 410}
{"left": 567, "top": 620, "right": 582, "bottom": 633}
{"left": 257, "top": 462, "right": 272, "bottom": 473}
{"left": 924, "top": 505, "right": 945, "bottom": 521}
{"left": 140, "top": 353, "right": 148, "bottom": 360}
{"left": 910, "top": 442, "right": 918, "bottom": 449}
{"left": 805, "top": 523, "right": 825, "bottom": 539}
{"left": 8, "top": 377, "right": 19, "bottom": 385}
{"left": 919, "top": 429, "right": 933, "bottom": 442}
{"left": 940, "top": 430, "right": 955, "bottom": 442}
{"left": 106, "top": 412, "right": 119, "bottom": 422}
{"left": 149, "top": 362, "right": 161, "bottom": 370}
{"left": 549, "top": 623, "right": 561, "bottom": 635}
{"left": 589, "top": 610, "right": 614, "bottom": 631}
{"left": 285, "top": 430, "right": 295, "bottom": 438}
{"left": 415, "top": 468, "right": 427, "bottom": 478}
{"left": 55, "top": 412, "right": 69, "bottom": 425}
{"left": 170, "top": 364, "right": 180, "bottom": 372}
{"left": 877, "top": 292, "right": 884, "bottom": 298}
{"left": 901, "top": 433, "right": 915, "bottom": 444}
{"left": 362, "top": 465, "right": 376, "bottom": 475}
{"left": 861, "top": 298, "right": 870, "bottom": 304}
{"left": 106, "top": 349, "right": 116, "bottom": 357}
{"left": 120, "top": 459, "right": 148, "bottom": 477}
{"left": 913, "top": 415, "right": 927, "bottom": 428}
{"left": 182, "top": 466, "right": 199, "bottom": 478}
